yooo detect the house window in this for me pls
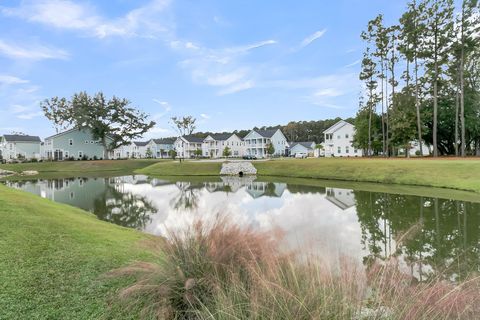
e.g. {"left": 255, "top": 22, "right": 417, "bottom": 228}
{"left": 90, "top": 140, "right": 94, "bottom": 144}
{"left": 70, "top": 192, "right": 74, "bottom": 199}
{"left": 337, "top": 135, "right": 341, "bottom": 139}
{"left": 69, "top": 139, "right": 73, "bottom": 146}
{"left": 337, "top": 146, "right": 341, "bottom": 153}
{"left": 345, "top": 134, "right": 349, "bottom": 139}
{"left": 354, "top": 149, "right": 358, "bottom": 153}
{"left": 346, "top": 146, "right": 350, "bottom": 153}
{"left": 85, "top": 140, "right": 88, "bottom": 144}
{"left": 78, "top": 151, "right": 83, "bottom": 158}
{"left": 65, "top": 151, "right": 69, "bottom": 158}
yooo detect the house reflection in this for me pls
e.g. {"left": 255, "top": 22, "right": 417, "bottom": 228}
{"left": 325, "top": 187, "right": 355, "bottom": 210}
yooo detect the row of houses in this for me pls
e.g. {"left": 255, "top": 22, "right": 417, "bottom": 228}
{"left": 0, "top": 120, "right": 381, "bottom": 161}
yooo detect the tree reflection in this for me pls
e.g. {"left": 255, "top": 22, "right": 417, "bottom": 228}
{"left": 355, "top": 191, "right": 480, "bottom": 280}
{"left": 170, "top": 182, "right": 202, "bottom": 211}
{"left": 93, "top": 183, "right": 156, "bottom": 229}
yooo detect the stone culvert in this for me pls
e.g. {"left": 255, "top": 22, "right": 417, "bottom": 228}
{"left": 220, "top": 162, "right": 257, "bottom": 176}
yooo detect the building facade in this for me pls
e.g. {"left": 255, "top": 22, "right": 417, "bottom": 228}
{"left": 43, "top": 128, "right": 112, "bottom": 160}
{"left": 244, "top": 129, "right": 288, "bottom": 158}
{"left": 174, "top": 135, "right": 204, "bottom": 158}
{"left": 202, "top": 133, "right": 245, "bottom": 158}
{"left": 289, "top": 141, "right": 316, "bottom": 157}
{"left": 146, "top": 138, "right": 176, "bottom": 158}
{"left": 323, "top": 120, "right": 362, "bottom": 157}
{"left": 0, "top": 134, "right": 41, "bottom": 160}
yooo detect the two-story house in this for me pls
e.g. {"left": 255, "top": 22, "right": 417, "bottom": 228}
{"left": 202, "top": 133, "right": 245, "bottom": 158}
{"left": 244, "top": 129, "right": 288, "bottom": 158}
{"left": 43, "top": 128, "right": 113, "bottom": 160}
{"left": 146, "top": 138, "right": 176, "bottom": 158}
{"left": 174, "top": 135, "right": 204, "bottom": 158}
{"left": 323, "top": 120, "right": 362, "bottom": 157}
{"left": 0, "top": 134, "right": 41, "bottom": 160}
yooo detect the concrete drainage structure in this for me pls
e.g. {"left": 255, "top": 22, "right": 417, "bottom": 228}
{"left": 220, "top": 161, "right": 257, "bottom": 176}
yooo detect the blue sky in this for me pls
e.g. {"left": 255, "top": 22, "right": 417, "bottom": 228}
{"left": 0, "top": 0, "right": 407, "bottom": 139}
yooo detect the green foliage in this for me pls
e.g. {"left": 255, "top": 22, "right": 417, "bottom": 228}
{"left": 170, "top": 116, "right": 197, "bottom": 136}
{"left": 222, "top": 146, "right": 232, "bottom": 157}
{"left": 145, "top": 147, "right": 153, "bottom": 159}
{"left": 40, "top": 92, "right": 155, "bottom": 155}
{"left": 168, "top": 149, "right": 177, "bottom": 159}
{"left": 266, "top": 143, "right": 275, "bottom": 155}
{"left": 194, "top": 148, "right": 203, "bottom": 158}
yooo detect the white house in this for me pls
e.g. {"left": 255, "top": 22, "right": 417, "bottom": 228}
{"left": 323, "top": 120, "right": 362, "bottom": 157}
{"left": 0, "top": 134, "right": 41, "bottom": 160}
{"left": 244, "top": 129, "right": 288, "bottom": 158}
{"left": 289, "top": 141, "right": 316, "bottom": 157}
{"left": 203, "top": 133, "right": 245, "bottom": 158}
{"left": 174, "top": 135, "right": 204, "bottom": 158}
{"left": 399, "top": 140, "right": 431, "bottom": 157}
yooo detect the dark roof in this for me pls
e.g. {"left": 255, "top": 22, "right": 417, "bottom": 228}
{"left": 254, "top": 129, "right": 278, "bottom": 138}
{"left": 133, "top": 141, "right": 149, "bottom": 147}
{"left": 209, "top": 133, "right": 234, "bottom": 141}
{"left": 182, "top": 135, "right": 204, "bottom": 143}
{"left": 290, "top": 141, "right": 315, "bottom": 149}
{"left": 152, "top": 138, "right": 175, "bottom": 144}
{"left": 3, "top": 134, "right": 41, "bottom": 142}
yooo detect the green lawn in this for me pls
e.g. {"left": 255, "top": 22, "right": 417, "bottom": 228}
{"left": 0, "top": 184, "right": 153, "bottom": 319}
{"left": 136, "top": 160, "right": 223, "bottom": 177}
{"left": 139, "top": 158, "right": 480, "bottom": 193}
{"left": 0, "top": 159, "right": 164, "bottom": 179}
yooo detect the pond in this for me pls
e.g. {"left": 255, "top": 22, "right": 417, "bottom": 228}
{"left": 3, "top": 175, "right": 480, "bottom": 281}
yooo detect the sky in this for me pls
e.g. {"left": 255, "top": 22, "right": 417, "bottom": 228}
{"left": 0, "top": 0, "right": 408, "bottom": 139}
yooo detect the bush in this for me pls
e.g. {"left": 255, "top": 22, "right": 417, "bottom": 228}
{"left": 93, "top": 155, "right": 98, "bottom": 160}
{"left": 30, "top": 158, "right": 38, "bottom": 163}
{"left": 81, "top": 155, "right": 88, "bottom": 161}
{"left": 110, "top": 216, "right": 480, "bottom": 320}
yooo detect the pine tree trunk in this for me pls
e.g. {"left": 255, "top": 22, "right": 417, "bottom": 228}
{"left": 415, "top": 55, "right": 423, "bottom": 156}
{"left": 433, "top": 26, "right": 439, "bottom": 157}
{"left": 381, "top": 63, "right": 386, "bottom": 157}
{"left": 460, "top": 34, "right": 466, "bottom": 157}
{"left": 455, "top": 63, "right": 460, "bottom": 157}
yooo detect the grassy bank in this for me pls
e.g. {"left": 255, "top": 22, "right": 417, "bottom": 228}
{"left": 0, "top": 159, "right": 163, "bottom": 179}
{"left": 0, "top": 184, "right": 152, "bottom": 319}
{"left": 138, "top": 158, "right": 480, "bottom": 193}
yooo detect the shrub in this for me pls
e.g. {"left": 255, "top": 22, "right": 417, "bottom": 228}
{"left": 93, "top": 155, "right": 98, "bottom": 160}
{"left": 81, "top": 155, "right": 88, "bottom": 161}
{"left": 110, "top": 216, "right": 480, "bottom": 320}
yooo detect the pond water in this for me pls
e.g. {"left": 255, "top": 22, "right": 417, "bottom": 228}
{"left": 3, "top": 175, "right": 480, "bottom": 281}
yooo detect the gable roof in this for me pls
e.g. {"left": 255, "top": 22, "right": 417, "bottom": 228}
{"left": 253, "top": 129, "right": 279, "bottom": 138}
{"left": 3, "top": 134, "right": 41, "bottom": 142}
{"left": 182, "top": 135, "right": 204, "bottom": 143}
{"left": 209, "top": 133, "right": 234, "bottom": 141}
{"left": 44, "top": 127, "right": 114, "bottom": 141}
{"left": 133, "top": 141, "right": 149, "bottom": 147}
{"left": 323, "top": 120, "right": 353, "bottom": 134}
{"left": 152, "top": 138, "right": 175, "bottom": 145}
{"left": 290, "top": 141, "right": 315, "bottom": 149}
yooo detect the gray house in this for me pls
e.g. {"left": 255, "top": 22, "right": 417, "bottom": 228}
{"left": 0, "top": 134, "right": 41, "bottom": 160}
{"left": 146, "top": 138, "right": 175, "bottom": 158}
{"left": 289, "top": 141, "right": 316, "bottom": 157}
{"left": 43, "top": 128, "right": 113, "bottom": 160}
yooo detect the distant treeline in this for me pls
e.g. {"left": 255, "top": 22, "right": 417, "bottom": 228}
{"left": 165, "top": 117, "right": 354, "bottom": 143}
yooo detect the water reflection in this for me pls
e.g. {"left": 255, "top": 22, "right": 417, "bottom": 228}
{"left": 3, "top": 176, "right": 480, "bottom": 280}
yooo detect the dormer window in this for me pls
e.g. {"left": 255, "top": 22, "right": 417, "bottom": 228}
{"left": 69, "top": 139, "right": 73, "bottom": 146}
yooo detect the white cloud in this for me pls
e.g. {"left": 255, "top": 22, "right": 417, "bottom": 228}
{"left": 218, "top": 80, "right": 254, "bottom": 95}
{"left": 175, "top": 39, "right": 275, "bottom": 95}
{"left": 0, "top": 39, "right": 69, "bottom": 60}
{"left": 300, "top": 29, "right": 327, "bottom": 48}
{"left": 0, "top": 75, "right": 29, "bottom": 85}
{"left": 313, "top": 88, "right": 344, "bottom": 97}
{"left": 16, "top": 111, "right": 43, "bottom": 120}
{"left": 344, "top": 59, "right": 361, "bottom": 68}
{"left": 1, "top": 0, "right": 171, "bottom": 39}
{"left": 152, "top": 99, "right": 172, "bottom": 120}
{"left": 200, "top": 113, "right": 210, "bottom": 119}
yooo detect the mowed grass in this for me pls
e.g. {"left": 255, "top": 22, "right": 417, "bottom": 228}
{"left": 0, "top": 159, "right": 164, "bottom": 179}
{"left": 139, "top": 158, "right": 480, "bottom": 193}
{"left": 137, "top": 160, "right": 222, "bottom": 176}
{"left": 0, "top": 184, "right": 152, "bottom": 319}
